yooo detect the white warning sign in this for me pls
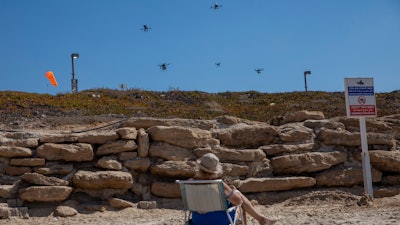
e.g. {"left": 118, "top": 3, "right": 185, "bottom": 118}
{"left": 344, "top": 78, "right": 377, "bottom": 117}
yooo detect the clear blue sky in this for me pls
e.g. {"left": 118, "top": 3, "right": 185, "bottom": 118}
{"left": 1, "top": 0, "right": 399, "bottom": 95}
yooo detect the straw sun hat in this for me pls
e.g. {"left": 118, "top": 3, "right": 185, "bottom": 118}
{"left": 197, "top": 153, "right": 222, "bottom": 174}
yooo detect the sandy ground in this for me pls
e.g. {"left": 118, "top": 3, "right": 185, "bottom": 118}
{"left": 4, "top": 190, "right": 400, "bottom": 225}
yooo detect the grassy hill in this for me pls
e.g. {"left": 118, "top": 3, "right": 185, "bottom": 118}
{"left": 1, "top": 89, "right": 399, "bottom": 123}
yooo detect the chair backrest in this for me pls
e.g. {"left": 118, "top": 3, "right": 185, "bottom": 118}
{"left": 176, "top": 179, "right": 228, "bottom": 213}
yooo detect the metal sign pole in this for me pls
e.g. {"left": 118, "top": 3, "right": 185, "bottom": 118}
{"left": 359, "top": 116, "right": 373, "bottom": 198}
{"left": 344, "top": 77, "right": 376, "bottom": 199}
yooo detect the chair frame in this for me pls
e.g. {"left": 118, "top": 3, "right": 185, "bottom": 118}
{"left": 176, "top": 179, "right": 245, "bottom": 225}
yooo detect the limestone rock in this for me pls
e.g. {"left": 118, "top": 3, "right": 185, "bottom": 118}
{"left": 37, "top": 143, "right": 94, "bottom": 162}
{"left": 5, "top": 166, "right": 32, "bottom": 176}
{"left": 147, "top": 126, "right": 219, "bottom": 149}
{"left": 0, "top": 204, "right": 10, "bottom": 219}
{"left": 317, "top": 129, "right": 360, "bottom": 146}
{"left": 315, "top": 167, "right": 382, "bottom": 186}
{"left": 151, "top": 181, "right": 180, "bottom": 198}
{"left": 137, "top": 201, "right": 157, "bottom": 209}
{"left": 149, "top": 142, "right": 194, "bottom": 161}
{"left": 271, "top": 151, "right": 347, "bottom": 175}
{"left": 0, "top": 185, "right": 17, "bottom": 198}
{"left": 20, "top": 173, "right": 69, "bottom": 186}
{"left": 97, "top": 156, "right": 122, "bottom": 170}
{"left": 116, "top": 127, "right": 138, "bottom": 140}
{"left": 120, "top": 118, "right": 169, "bottom": 129}
{"left": 279, "top": 124, "right": 314, "bottom": 143}
{"left": 261, "top": 143, "right": 315, "bottom": 156}
{"left": 54, "top": 206, "right": 78, "bottom": 217}
{"left": 109, "top": 197, "right": 134, "bottom": 208}
{"left": 0, "top": 146, "right": 32, "bottom": 158}
{"left": 0, "top": 138, "right": 38, "bottom": 148}
{"left": 282, "top": 110, "right": 325, "bottom": 124}
{"left": 19, "top": 186, "right": 73, "bottom": 202}
{"left": 215, "top": 115, "right": 263, "bottom": 126}
{"left": 77, "top": 131, "right": 119, "bottom": 144}
{"left": 72, "top": 170, "right": 133, "bottom": 189}
{"left": 137, "top": 128, "right": 150, "bottom": 157}
{"left": 374, "top": 187, "right": 400, "bottom": 198}
{"left": 10, "top": 158, "right": 45, "bottom": 167}
{"left": 235, "top": 177, "right": 316, "bottom": 193}
{"left": 123, "top": 158, "right": 151, "bottom": 172}
{"left": 303, "top": 119, "right": 345, "bottom": 130}
{"left": 335, "top": 117, "right": 392, "bottom": 133}
{"left": 118, "top": 151, "right": 137, "bottom": 161}
{"left": 318, "top": 129, "right": 395, "bottom": 147}
{"left": 223, "top": 162, "right": 250, "bottom": 177}
{"left": 213, "top": 123, "right": 279, "bottom": 148}
{"left": 34, "top": 162, "right": 74, "bottom": 175}
{"left": 247, "top": 159, "right": 272, "bottom": 177}
{"left": 368, "top": 150, "right": 400, "bottom": 172}
{"left": 150, "top": 161, "right": 196, "bottom": 178}
{"left": 96, "top": 140, "right": 138, "bottom": 156}
{"left": 40, "top": 134, "right": 80, "bottom": 143}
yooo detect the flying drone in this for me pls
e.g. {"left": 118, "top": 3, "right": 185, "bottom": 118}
{"left": 141, "top": 25, "right": 151, "bottom": 32}
{"left": 158, "top": 63, "right": 170, "bottom": 71}
{"left": 211, "top": 2, "right": 222, "bottom": 10}
{"left": 254, "top": 68, "right": 264, "bottom": 74}
{"left": 215, "top": 62, "right": 221, "bottom": 67}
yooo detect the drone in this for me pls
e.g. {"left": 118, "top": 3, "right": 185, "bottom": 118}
{"left": 141, "top": 25, "right": 151, "bottom": 32}
{"left": 215, "top": 62, "right": 221, "bottom": 67}
{"left": 211, "top": 2, "right": 222, "bottom": 10}
{"left": 158, "top": 63, "right": 170, "bottom": 71}
{"left": 254, "top": 68, "right": 264, "bottom": 74}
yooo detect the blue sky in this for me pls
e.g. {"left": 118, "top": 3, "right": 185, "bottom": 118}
{"left": 1, "top": 0, "right": 399, "bottom": 95}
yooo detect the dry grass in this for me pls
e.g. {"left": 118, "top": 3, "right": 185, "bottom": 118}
{"left": 0, "top": 89, "right": 399, "bottom": 124}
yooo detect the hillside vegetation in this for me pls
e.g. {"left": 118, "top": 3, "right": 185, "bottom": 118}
{"left": 0, "top": 89, "right": 399, "bottom": 124}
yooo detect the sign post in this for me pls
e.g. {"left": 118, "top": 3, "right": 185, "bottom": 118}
{"left": 344, "top": 77, "right": 377, "bottom": 198}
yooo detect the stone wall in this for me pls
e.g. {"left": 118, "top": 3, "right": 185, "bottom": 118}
{"left": 1, "top": 111, "right": 400, "bottom": 218}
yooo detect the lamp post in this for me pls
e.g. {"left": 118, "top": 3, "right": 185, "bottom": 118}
{"left": 304, "top": 70, "right": 311, "bottom": 92}
{"left": 71, "top": 53, "right": 79, "bottom": 93}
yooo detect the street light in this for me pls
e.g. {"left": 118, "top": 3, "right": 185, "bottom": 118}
{"left": 304, "top": 70, "right": 311, "bottom": 92}
{"left": 71, "top": 53, "right": 79, "bottom": 93}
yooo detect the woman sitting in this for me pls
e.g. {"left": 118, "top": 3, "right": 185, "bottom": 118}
{"left": 190, "top": 153, "right": 277, "bottom": 225}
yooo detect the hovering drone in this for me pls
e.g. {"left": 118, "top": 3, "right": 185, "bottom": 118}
{"left": 141, "top": 25, "right": 151, "bottom": 32}
{"left": 215, "top": 62, "right": 221, "bottom": 67}
{"left": 158, "top": 63, "right": 170, "bottom": 71}
{"left": 254, "top": 68, "right": 264, "bottom": 74}
{"left": 211, "top": 2, "right": 222, "bottom": 10}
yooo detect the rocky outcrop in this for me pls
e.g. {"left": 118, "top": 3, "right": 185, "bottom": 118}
{"left": 0, "top": 110, "right": 399, "bottom": 219}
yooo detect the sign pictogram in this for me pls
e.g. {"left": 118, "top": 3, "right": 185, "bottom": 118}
{"left": 344, "top": 78, "right": 377, "bottom": 117}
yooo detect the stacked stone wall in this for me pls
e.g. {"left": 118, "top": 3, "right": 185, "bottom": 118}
{"left": 1, "top": 111, "right": 400, "bottom": 218}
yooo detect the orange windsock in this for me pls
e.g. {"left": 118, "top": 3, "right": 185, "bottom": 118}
{"left": 45, "top": 71, "right": 58, "bottom": 87}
